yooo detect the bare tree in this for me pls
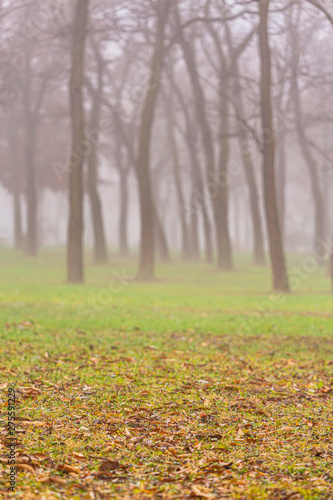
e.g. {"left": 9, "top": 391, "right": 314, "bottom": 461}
{"left": 288, "top": 13, "right": 326, "bottom": 256}
{"left": 7, "top": 111, "right": 23, "bottom": 250}
{"left": 135, "top": 0, "right": 171, "bottom": 280}
{"left": 162, "top": 86, "right": 191, "bottom": 260}
{"left": 67, "top": 0, "right": 89, "bottom": 283}
{"left": 170, "top": 76, "right": 214, "bottom": 263}
{"left": 86, "top": 41, "right": 108, "bottom": 265}
{"left": 258, "top": 0, "right": 289, "bottom": 292}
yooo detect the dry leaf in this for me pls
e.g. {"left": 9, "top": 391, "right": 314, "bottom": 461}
{"left": 278, "top": 426, "right": 293, "bottom": 433}
{"left": 191, "top": 484, "right": 215, "bottom": 499}
{"left": 130, "top": 436, "right": 144, "bottom": 444}
{"left": 21, "top": 421, "right": 47, "bottom": 427}
{"left": 99, "top": 460, "right": 121, "bottom": 471}
{"left": 107, "top": 417, "right": 123, "bottom": 424}
{"left": 40, "top": 476, "right": 67, "bottom": 485}
{"left": 33, "top": 453, "right": 49, "bottom": 460}
{"left": 16, "top": 464, "right": 35, "bottom": 475}
{"left": 58, "top": 464, "right": 81, "bottom": 474}
{"left": 237, "top": 428, "right": 245, "bottom": 438}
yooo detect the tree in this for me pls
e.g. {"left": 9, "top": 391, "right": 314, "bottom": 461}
{"left": 175, "top": 4, "right": 234, "bottom": 270}
{"left": 227, "top": 34, "right": 266, "bottom": 266}
{"left": 7, "top": 111, "right": 23, "bottom": 250}
{"left": 162, "top": 86, "right": 191, "bottom": 260}
{"left": 135, "top": 0, "right": 171, "bottom": 280}
{"left": 288, "top": 14, "right": 325, "bottom": 256}
{"left": 86, "top": 40, "right": 108, "bottom": 265}
{"left": 67, "top": 0, "right": 89, "bottom": 283}
{"left": 258, "top": 0, "right": 290, "bottom": 292}
{"left": 170, "top": 75, "right": 214, "bottom": 263}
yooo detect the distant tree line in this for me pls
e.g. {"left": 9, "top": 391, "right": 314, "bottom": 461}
{"left": 0, "top": 0, "right": 333, "bottom": 291}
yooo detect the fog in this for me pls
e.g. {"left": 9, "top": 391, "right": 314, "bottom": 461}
{"left": 1, "top": 0, "right": 333, "bottom": 286}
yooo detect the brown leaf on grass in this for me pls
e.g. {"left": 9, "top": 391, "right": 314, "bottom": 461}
{"left": 32, "top": 453, "right": 49, "bottom": 462}
{"left": 16, "top": 463, "right": 35, "bottom": 475}
{"left": 167, "top": 447, "right": 178, "bottom": 456}
{"left": 21, "top": 421, "right": 48, "bottom": 427}
{"left": 191, "top": 484, "right": 215, "bottom": 498}
{"left": 201, "top": 462, "right": 233, "bottom": 473}
{"left": 130, "top": 436, "right": 144, "bottom": 444}
{"left": 237, "top": 428, "right": 245, "bottom": 438}
{"left": 99, "top": 460, "right": 120, "bottom": 471}
{"left": 40, "top": 476, "right": 67, "bottom": 485}
{"left": 107, "top": 417, "right": 123, "bottom": 424}
{"left": 278, "top": 426, "right": 293, "bottom": 433}
{"left": 58, "top": 464, "right": 81, "bottom": 474}
{"left": 99, "top": 460, "right": 129, "bottom": 473}
{"left": 72, "top": 452, "right": 86, "bottom": 461}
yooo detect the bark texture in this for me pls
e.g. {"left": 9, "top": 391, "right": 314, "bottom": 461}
{"left": 259, "top": 0, "right": 290, "bottom": 292}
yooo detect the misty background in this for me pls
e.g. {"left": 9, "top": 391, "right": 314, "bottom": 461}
{"left": 0, "top": 0, "right": 333, "bottom": 260}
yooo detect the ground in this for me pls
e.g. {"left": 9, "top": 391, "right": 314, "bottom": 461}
{"left": 0, "top": 250, "right": 332, "bottom": 500}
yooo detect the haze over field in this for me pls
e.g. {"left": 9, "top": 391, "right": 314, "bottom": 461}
{"left": 1, "top": 1, "right": 333, "bottom": 498}
{"left": 0, "top": 0, "right": 332, "bottom": 287}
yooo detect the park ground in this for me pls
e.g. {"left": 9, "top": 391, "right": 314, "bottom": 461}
{"left": 0, "top": 249, "right": 332, "bottom": 499}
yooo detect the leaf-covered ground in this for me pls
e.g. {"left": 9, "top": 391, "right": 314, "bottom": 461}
{"left": 0, "top": 250, "right": 332, "bottom": 499}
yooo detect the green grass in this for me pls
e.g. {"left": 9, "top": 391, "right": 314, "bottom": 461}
{"left": 0, "top": 249, "right": 332, "bottom": 499}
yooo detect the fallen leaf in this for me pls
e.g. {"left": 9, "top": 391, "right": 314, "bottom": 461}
{"left": 107, "top": 417, "right": 123, "bottom": 424}
{"left": 21, "top": 421, "right": 47, "bottom": 427}
{"left": 99, "top": 460, "right": 121, "bottom": 471}
{"left": 191, "top": 484, "right": 215, "bottom": 498}
{"left": 16, "top": 464, "right": 35, "bottom": 475}
{"left": 40, "top": 476, "right": 67, "bottom": 485}
{"left": 58, "top": 464, "right": 81, "bottom": 474}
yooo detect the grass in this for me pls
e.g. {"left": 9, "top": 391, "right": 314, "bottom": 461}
{"left": 0, "top": 249, "right": 332, "bottom": 499}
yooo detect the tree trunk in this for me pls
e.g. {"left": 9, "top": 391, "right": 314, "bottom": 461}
{"left": 8, "top": 114, "right": 23, "bottom": 250}
{"left": 13, "top": 191, "right": 23, "bottom": 251}
{"left": 208, "top": 25, "right": 233, "bottom": 270}
{"left": 176, "top": 6, "right": 230, "bottom": 269}
{"left": 277, "top": 133, "right": 286, "bottom": 240}
{"left": 231, "top": 57, "right": 266, "bottom": 266}
{"left": 258, "top": 0, "right": 290, "bottom": 292}
{"left": 154, "top": 207, "right": 170, "bottom": 262}
{"left": 87, "top": 59, "right": 107, "bottom": 264}
{"left": 67, "top": 0, "right": 89, "bottom": 283}
{"left": 292, "top": 85, "right": 325, "bottom": 255}
{"left": 170, "top": 77, "right": 213, "bottom": 263}
{"left": 289, "top": 18, "right": 325, "bottom": 257}
{"left": 164, "top": 92, "right": 191, "bottom": 260}
{"left": 215, "top": 81, "right": 233, "bottom": 270}
{"left": 330, "top": 241, "right": 333, "bottom": 293}
{"left": 22, "top": 46, "right": 37, "bottom": 257}
{"left": 190, "top": 197, "right": 200, "bottom": 260}
{"left": 135, "top": 0, "right": 171, "bottom": 280}
{"left": 25, "top": 126, "right": 37, "bottom": 256}
{"left": 240, "top": 141, "right": 266, "bottom": 265}
{"left": 119, "top": 167, "right": 129, "bottom": 257}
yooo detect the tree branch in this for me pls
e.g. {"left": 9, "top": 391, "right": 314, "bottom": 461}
{"left": 304, "top": 0, "right": 333, "bottom": 27}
